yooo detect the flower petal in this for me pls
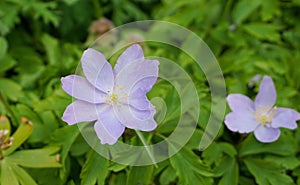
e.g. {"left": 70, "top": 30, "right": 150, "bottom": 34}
{"left": 254, "top": 125, "right": 280, "bottom": 143}
{"left": 124, "top": 95, "right": 155, "bottom": 111}
{"left": 81, "top": 48, "right": 114, "bottom": 92}
{"left": 271, "top": 108, "right": 300, "bottom": 129}
{"left": 227, "top": 94, "right": 255, "bottom": 114}
{"left": 115, "top": 59, "right": 159, "bottom": 96}
{"left": 224, "top": 112, "right": 259, "bottom": 133}
{"left": 248, "top": 74, "right": 262, "bottom": 88}
{"left": 94, "top": 108, "right": 125, "bottom": 145}
{"left": 62, "top": 100, "right": 105, "bottom": 125}
{"left": 254, "top": 76, "right": 276, "bottom": 108}
{"left": 130, "top": 76, "right": 158, "bottom": 98}
{"left": 114, "top": 44, "right": 144, "bottom": 75}
{"left": 114, "top": 104, "right": 157, "bottom": 131}
{"left": 61, "top": 75, "right": 107, "bottom": 103}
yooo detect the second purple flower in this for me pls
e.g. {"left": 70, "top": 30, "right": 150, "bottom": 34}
{"left": 225, "top": 76, "right": 300, "bottom": 143}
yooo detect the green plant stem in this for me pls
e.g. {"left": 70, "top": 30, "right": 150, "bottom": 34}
{"left": 0, "top": 93, "right": 18, "bottom": 125}
{"left": 92, "top": 0, "right": 102, "bottom": 18}
{"left": 135, "top": 130, "right": 158, "bottom": 168}
{"left": 154, "top": 132, "right": 167, "bottom": 140}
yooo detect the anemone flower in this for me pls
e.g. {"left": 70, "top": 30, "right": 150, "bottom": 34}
{"left": 61, "top": 44, "right": 159, "bottom": 145}
{"left": 225, "top": 76, "right": 300, "bottom": 143}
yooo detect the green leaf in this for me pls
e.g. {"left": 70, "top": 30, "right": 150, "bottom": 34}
{"left": 41, "top": 34, "right": 60, "bottom": 65}
{"left": 239, "top": 176, "right": 256, "bottom": 185}
{"left": 0, "top": 54, "right": 16, "bottom": 72}
{"left": 62, "top": 0, "right": 80, "bottom": 5}
{"left": 10, "top": 163, "right": 38, "bottom": 185}
{"left": 170, "top": 147, "right": 213, "bottom": 185}
{"left": 80, "top": 150, "right": 109, "bottom": 185}
{"left": 232, "top": 0, "right": 261, "bottom": 24}
{"left": 10, "top": 46, "right": 44, "bottom": 88}
{"left": 34, "top": 89, "right": 70, "bottom": 112}
{"left": 264, "top": 156, "right": 300, "bottom": 170}
{"left": 219, "top": 143, "right": 237, "bottom": 157}
{"left": 70, "top": 134, "right": 90, "bottom": 156}
{"left": 11, "top": 46, "right": 42, "bottom": 75}
{"left": 14, "top": 104, "right": 58, "bottom": 143}
{"left": 185, "top": 129, "right": 204, "bottom": 150}
{"left": 22, "top": 1, "right": 59, "bottom": 26}
{"left": 15, "top": 104, "right": 41, "bottom": 126}
{"left": 0, "top": 37, "right": 8, "bottom": 60}
{"left": 24, "top": 168, "right": 63, "bottom": 185}
{"left": 0, "top": 2, "right": 20, "bottom": 35}
{"left": 202, "top": 142, "right": 237, "bottom": 167}
{"left": 239, "top": 134, "right": 296, "bottom": 157}
{"left": 126, "top": 165, "right": 154, "bottom": 185}
{"left": 0, "top": 78, "right": 22, "bottom": 101}
{"left": 261, "top": 0, "right": 280, "bottom": 21}
{"left": 1, "top": 159, "right": 19, "bottom": 185}
{"left": 243, "top": 23, "right": 281, "bottom": 42}
{"left": 218, "top": 157, "right": 238, "bottom": 185}
{"left": 33, "top": 111, "right": 59, "bottom": 142}
{"left": 7, "top": 147, "right": 61, "bottom": 168}
{"left": 202, "top": 142, "right": 224, "bottom": 166}
{"left": 108, "top": 162, "right": 127, "bottom": 172}
{"left": 109, "top": 172, "right": 127, "bottom": 185}
{"left": 3, "top": 121, "right": 34, "bottom": 156}
{"left": 244, "top": 158, "right": 294, "bottom": 185}
{"left": 68, "top": 180, "right": 76, "bottom": 185}
{"left": 50, "top": 125, "right": 80, "bottom": 179}
{"left": 159, "top": 166, "right": 177, "bottom": 185}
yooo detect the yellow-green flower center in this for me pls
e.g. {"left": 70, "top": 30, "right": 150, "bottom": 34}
{"left": 104, "top": 85, "right": 128, "bottom": 106}
{"left": 260, "top": 115, "right": 271, "bottom": 124}
{"left": 110, "top": 93, "right": 118, "bottom": 102}
{"left": 254, "top": 106, "right": 276, "bottom": 125}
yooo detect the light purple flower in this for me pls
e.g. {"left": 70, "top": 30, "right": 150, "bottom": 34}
{"left": 248, "top": 74, "right": 262, "bottom": 88}
{"left": 225, "top": 76, "right": 300, "bottom": 143}
{"left": 228, "top": 24, "right": 237, "bottom": 31}
{"left": 61, "top": 44, "right": 159, "bottom": 145}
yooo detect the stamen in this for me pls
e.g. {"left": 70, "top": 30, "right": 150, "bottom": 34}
{"left": 103, "top": 85, "right": 128, "bottom": 107}
{"left": 254, "top": 105, "right": 276, "bottom": 125}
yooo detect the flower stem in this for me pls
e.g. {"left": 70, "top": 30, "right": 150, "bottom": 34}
{"left": 92, "top": 0, "right": 102, "bottom": 17}
{"left": 135, "top": 130, "right": 158, "bottom": 168}
{"left": 154, "top": 132, "right": 167, "bottom": 140}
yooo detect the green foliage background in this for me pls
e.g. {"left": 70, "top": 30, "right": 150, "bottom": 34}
{"left": 1, "top": 0, "right": 300, "bottom": 184}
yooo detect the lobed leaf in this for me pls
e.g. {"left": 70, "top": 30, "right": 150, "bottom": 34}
{"left": 243, "top": 23, "right": 281, "bottom": 42}
{"left": 218, "top": 157, "right": 238, "bottom": 185}
{"left": 7, "top": 147, "right": 61, "bottom": 168}
{"left": 159, "top": 166, "right": 177, "bottom": 185}
{"left": 10, "top": 163, "right": 38, "bottom": 185}
{"left": 170, "top": 147, "right": 213, "bottom": 185}
{"left": 126, "top": 165, "right": 154, "bottom": 185}
{"left": 239, "top": 134, "right": 296, "bottom": 157}
{"left": 80, "top": 150, "right": 109, "bottom": 185}
{"left": 244, "top": 158, "right": 294, "bottom": 185}
{"left": 232, "top": 0, "right": 261, "bottom": 24}
{"left": 0, "top": 78, "right": 22, "bottom": 101}
{"left": 1, "top": 159, "right": 19, "bottom": 185}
